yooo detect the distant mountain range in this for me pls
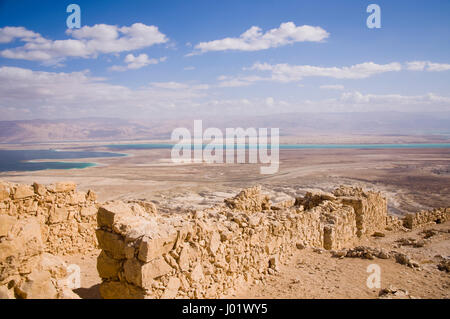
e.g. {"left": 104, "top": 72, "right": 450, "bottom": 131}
{"left": 0, "top": 112, "right": 449, "bottom": 143}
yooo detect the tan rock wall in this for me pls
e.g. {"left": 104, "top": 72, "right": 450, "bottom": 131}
{"left": 0, "top": 217, "right": 77, "bottom": 299}
{"left": 333, "top": 186, "right": 387, "bottom": 237}
{"left": 0, "top": 181, "right": 98, "bottom": 255}
{"left": 403, "top": 208, "right": 450, "bottom": 229}
{"left": 96, "top": 186, "right": 387, "bottom": 299}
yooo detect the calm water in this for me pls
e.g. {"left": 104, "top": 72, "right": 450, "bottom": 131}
{"left": 2, "top": 143, "right": 449, "bottom": 172}
{"left": 0, "top": 149, "right": 125, "bottom": 172}
{"left": 106, "top": 143, "right": 450, "bottom": 150}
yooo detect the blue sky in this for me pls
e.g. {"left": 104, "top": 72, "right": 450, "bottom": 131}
{"left": 0, "top": 0, "right": 449, "bottom": 120}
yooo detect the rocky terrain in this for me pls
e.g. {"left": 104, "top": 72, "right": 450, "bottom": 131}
{"left": 0, "top": 181, "right": 448, "bottom": 299}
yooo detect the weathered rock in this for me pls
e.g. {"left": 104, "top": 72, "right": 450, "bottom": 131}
{"left": 99, "top": 281, "right": 146, "bottom": 299}
{"left": 437, "top": 259, "right": 450, "bottom": 272}
{"left": 124, "top": 257, "right": 172, "bottom": 288}
{"left": 13, "top": 185, "right": 34, "bottom": 199}
{"left": 224, "top": 186, "right": 271, "bottom": 212}
{"left": 161, "top": 277, "right": 180, "bottom": 299}
{"left": 50, "top": 182, "right": 76, "bottom": 193}
{"left": 394, "top": 253, "right": 420, "bottom": 268}
{"left": 0, "top": 215, "right": 17, "bottom": 237}
{"left": 189, "top": 264, "right": 204, "bottom": 282}
{"left": 96, "top": 229, "right": 126, "bottom": 259}
{"left": 33, "top": 183, "right": 46, "bottom": 196}
{"left": 0, "top": 285, "right": 14, "bottom": 299}
{"left": 138, "top": 234, "right": 177, "bottom": 263}
{"left": 97, "top": 251, "right": 122, "bottom": 279}
{"left": 0, "top": 183, "right": 10, "bottom": 201}
{"left": 48, "top": 207, "right": 68, "bottom": 224}
{"left": 378, "top": 285, "right": 410, "bottom": 299}
{"left": 97, "top": 202, "right": 134, "bottom": 229}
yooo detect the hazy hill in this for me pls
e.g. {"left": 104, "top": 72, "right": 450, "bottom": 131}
{"left": 0, "top": 112, "right": 449, "bottom": 143}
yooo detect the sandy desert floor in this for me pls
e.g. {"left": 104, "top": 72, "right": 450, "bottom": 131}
{"left": 1, "top": 145, "right": 449, "bottom": 215}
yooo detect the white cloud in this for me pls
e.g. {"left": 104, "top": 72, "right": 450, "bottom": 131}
{"left": 189, "top": 22, "right": 329, "bottom": 55}
{"left": 249, "top": 61, "right": 402, "bottom": 82}
{"left": 0, "top": 26, "right": 42, "bottom": 43}
{"left": 0, "top": 23, "right": 168, "bottom": 63}
{"left": 1, "top": 66, "right": 449, "bottom": 120}
{"left": 406, "top": 61, "right": 450, "bottom": 72}
{"left": 215, "top": 62, "right": 401, "bottom": 87}
{"left": 184, "top": 66, "right": 195, "bottom": 71}
{"left": 340, "top": 91, "right": 450, "bottom": 106}
{"left": 320, "top": 84, "right": 345, "bottom": 90}
{"left": 0, "top": 66, "right": 206, "bottom": 119}
{"left": 109, "top": 54, "right": 166, "bottom": 71}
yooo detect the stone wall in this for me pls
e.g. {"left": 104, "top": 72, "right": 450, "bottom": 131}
{"left": 0, "top": 216, "right": 77, "bottom": 299}
{"left": 333, "top": 186, "right": 388, "bottom": 237}
{"left": 403, "top": 208, "right": 450, "bottom": 229}
{"left": 96, "top": 186, "right": 387, "bottom": 299}
{"left": 0, "top": 181, "right": 98, "bottom": 255}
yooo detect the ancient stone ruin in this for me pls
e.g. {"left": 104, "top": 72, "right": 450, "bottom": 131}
{"left": 1, "top": 181, "right": 449, "bottom": 299}
{"left": 0, "top": 181, "right": 98, "bottom": 298}
{"left": 95, "top": 186, "right": 392, "bottom": 298}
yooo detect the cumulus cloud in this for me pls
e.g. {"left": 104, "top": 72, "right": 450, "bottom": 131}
{"left": 0, "top": 23, "right": 168, "bottom": 63}
{"left": 189, "top": 22, "right": 329, "bottom": 55}
{"left": 109, "top": 54, "right": 166, "bottom": 71}
{"left": 0, "top": 26, "right": 42, "bottom": 43}
{"left": 406, "top": 61, "right": 450, "bottom": 72}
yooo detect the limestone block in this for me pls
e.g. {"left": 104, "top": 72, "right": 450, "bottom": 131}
{"left": 15, "top": 271, "right": 57, "bottom": 299}
{"left": 80, "top": 206, "right": 97, "bottom": 217}
{"left": 49, "top": 207, "right": 68, "bottom": 224}
{"left": 99, "top": 281, "right": 146, "bottom": 299}
{"left": 189, "top": 264, "right": 204, "bottom": 282}
{"left": 0, "top": 215, "right": 17, "bottom": 237}
{"left": 51, "top": 182, "right": 76, "bottom": 193}
{"left": 124, "top": 257, "right": 172, "bottom": 288}
{"left": 161, "top": 277, "right": 180, "bottom": 299}
{"left": 138, "top": 234, "right": 177, "bottom": 263}
{"left": 13, "top": 185, "right": 34, "bottom": 199}
{"left": 0, "top": 184, "right": 10, "bottom": 201}
{"left": 97, "top": 202, "right": 133, "bottom": 229}
{"left": 96, "top": 229, "right": 126, "bottom": 259}
{"left": 32, "top": 183, "right": 46, "bottom": 196}
{"left": 97, "top": 251, "right": 122, "bottom": 279}
{"left": 0, "top": 285, "right": 14, "bottom": 299}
